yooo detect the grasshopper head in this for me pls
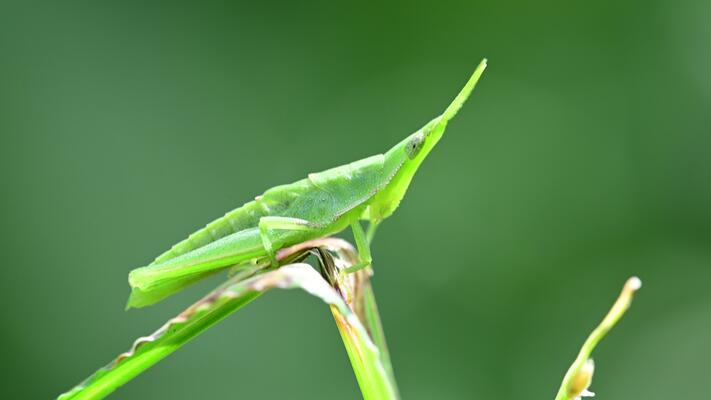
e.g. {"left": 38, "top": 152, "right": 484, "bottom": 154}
{"left": 366, "top": 59, "right": 487, "bottom": 221}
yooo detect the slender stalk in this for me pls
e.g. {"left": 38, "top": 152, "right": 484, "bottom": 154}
{"left": 555, "top": 277, "right": 642, "bottom": 400}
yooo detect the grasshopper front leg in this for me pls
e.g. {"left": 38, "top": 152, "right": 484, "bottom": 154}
{"left": 343, "top": 220, "right": 373, "bottom": 274}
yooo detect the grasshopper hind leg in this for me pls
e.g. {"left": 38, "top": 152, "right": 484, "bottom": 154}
{"left": 258, "top": 216, "right": 317, "bottom": 267}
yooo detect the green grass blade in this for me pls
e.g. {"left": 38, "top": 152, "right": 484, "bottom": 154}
{"left": 58, "top": 267, "right": 264, "bottom": 400}
{"left": 59, "top": 255, "right": 397, "bottom": 400}
{"left": 331, "top": 306, "right": 398, "bottom": 400}
{"left": 360, "top": 283, "right": 397, "bottom": 389}
{"left": 312, "top": 246, "right": 399, "bottom": 399}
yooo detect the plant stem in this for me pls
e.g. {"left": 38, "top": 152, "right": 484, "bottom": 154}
{"left": 555, "top": 276, "right": 642, "bottom": 400}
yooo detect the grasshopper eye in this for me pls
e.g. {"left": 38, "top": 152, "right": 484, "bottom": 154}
{"left": 405, "top": 131, "right": 425, "bottom": 159}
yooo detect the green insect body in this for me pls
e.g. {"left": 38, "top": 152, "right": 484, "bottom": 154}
{"left": 128, "top": 59, "right": 487, "bottom": 309}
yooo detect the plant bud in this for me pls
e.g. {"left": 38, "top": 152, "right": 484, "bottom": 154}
{"left": 568, "top": 359, "right": 595, "bottom": 399}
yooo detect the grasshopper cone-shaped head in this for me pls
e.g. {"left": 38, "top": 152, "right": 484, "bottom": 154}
{"left": 367, "top": 59, "right": 487, "bottom": 221}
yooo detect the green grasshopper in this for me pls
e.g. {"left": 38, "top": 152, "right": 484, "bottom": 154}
{"left": 128, "top": 59, "right": 487, "bottom": 308}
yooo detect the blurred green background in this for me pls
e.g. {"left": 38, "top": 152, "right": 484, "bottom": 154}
{"left": 1, "top": 0, "right": 709, "bottom": 398}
